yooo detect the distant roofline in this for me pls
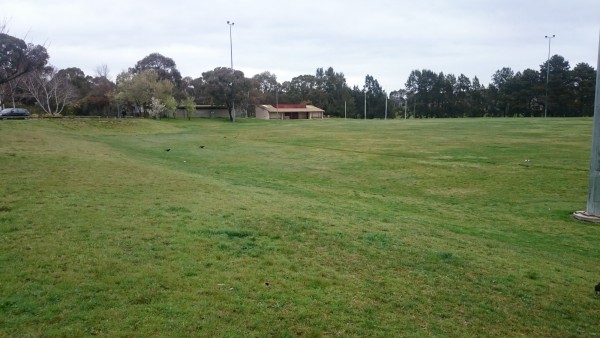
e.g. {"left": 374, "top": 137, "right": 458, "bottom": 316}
{"left": 176, "top": 104, "right": 227, "bottom": 110}
{"left": 257, "top": 104, "right": 324, "bottom": 113}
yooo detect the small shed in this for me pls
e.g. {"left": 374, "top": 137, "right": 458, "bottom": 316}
{"left": 255, "top": 104, "right": 324, "bottom": 120}
{"left": 175, "top": 105, "right": 230, "bottom": 119}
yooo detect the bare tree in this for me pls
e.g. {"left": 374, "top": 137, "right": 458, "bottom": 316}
{"left": 1, "top": 76, "right": 23, "bottom": 108}
{"left": 22, "top": 66, "right": 77, "bottom": 115}
{"left": 0, "top": 17, "right": 8, "bottom": 34}
{"left": 95, "top": 64, "right": 110, "bottom": 80}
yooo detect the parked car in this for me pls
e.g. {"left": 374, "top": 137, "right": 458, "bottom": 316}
{"left": 0, "top": 108, "right": 30, "bottom": 119}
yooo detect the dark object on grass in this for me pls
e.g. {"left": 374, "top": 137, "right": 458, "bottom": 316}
{"left": 200, "top": 145, "right": 205, "bottom": 149}
{"left": 165, "top": 148, "right": 171, "bottom": 152}
{"left": 0, "top": 108, "right": 30, "bottom": 119}
{"left": 595, "top": 283, "right": 600, "bottom": 296}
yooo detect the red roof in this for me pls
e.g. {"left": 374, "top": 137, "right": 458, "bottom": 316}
{"left": 276, "top": 104, "right": 306, "bottom": 109}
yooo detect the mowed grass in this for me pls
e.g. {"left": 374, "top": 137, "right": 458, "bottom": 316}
{"left": 0, "top": 117, "right": 599, "bottom": 336}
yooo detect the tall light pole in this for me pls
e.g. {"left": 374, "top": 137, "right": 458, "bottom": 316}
{"left": 384, "top": 95, "right": 388, "bottom": 120}
{"left": 275, "top": 85, "right": 280, "bottom": 119}
{"left": 544, "top": 34, "right": 555, "bottom": 118}
{"left": 227, "top": 21, "right": 236, "bottom": 122}
{"left": 364, "top": 88, "right": 367, "bottom": 120}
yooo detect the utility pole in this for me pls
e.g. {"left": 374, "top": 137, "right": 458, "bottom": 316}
{"left": 384, "top": 95, "right": 388, "bottom": 120}
{"left": 544, "top": 34, "right": 555, "bottom": 118}
{"left": 227, "top": 21, "right": 236, "bottom": 122}
{"left": 344, "top": 101, "right": 347, "bottom": 120}
{"left": 364, "top": 89, "right": 367, "bottom": 120}
{"left": 574, "top": 32, "right": 600, "bottom": 221}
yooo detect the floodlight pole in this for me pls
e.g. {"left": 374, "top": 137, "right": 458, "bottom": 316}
{"left": 276, "top": 85, "right": 279, "bottom": 119}
{"left": 227, "top": 21, "right": 236, "bottom": 122}
{"left": 384, "top": 95, "right": 388, "bottom": 120}
{"left": 574, "top": 32, "right": 600, "bottom": 221}
{"left": 544, "top": 35, "right": 555, "bottom": 118}
{"left": 344, "top": 101, "right": 347, "bottom": 120}
{"left": 364, "top": 89, "right": 367, "bottom": 120}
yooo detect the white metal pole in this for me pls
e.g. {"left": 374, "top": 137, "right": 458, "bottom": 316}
{"left": 544, "top": 34, "right": 555, "bottom": 118}
{"left": 364, "top": 90, "right": 367, "bottom": 120}
{"left": 227, "top": 21, "right": 236, "bottom": 122}
{"left": 574, "top": 32, "right": 600, "bottom": 221}
{"left": 585, "top": 32, "right": 600, "bottom": 214}
{"left": 384, "top": 96, "right": 388, "bottom": 120}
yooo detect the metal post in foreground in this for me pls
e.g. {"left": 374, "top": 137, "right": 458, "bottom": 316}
{"left": 573, "top": 32, "right": 600, "bottom": 221}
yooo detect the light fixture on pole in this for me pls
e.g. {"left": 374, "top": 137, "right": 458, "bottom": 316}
{"left": 227, "top": 21, "right": 236, "bottom": 122}
{"left": 544, "top": 34, "right": 555, "bottom": 118}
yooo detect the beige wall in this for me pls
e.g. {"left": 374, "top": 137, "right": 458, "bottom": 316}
{"left": 255, "top": 106, "right": 324, "bottom": 120}
{"left": 256, "top": 106, "right": 270, "bottom": 119}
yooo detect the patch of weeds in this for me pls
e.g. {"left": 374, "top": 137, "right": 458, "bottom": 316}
{"left": 0, "top": 205, "right": 12, "bottom": 212}
{"left": 517, "top": 292, "right": 534, "bottom": 305}
{"left": 439, "top": 252, "right": 454, "bottom": 260}
{"left": 207, "top": 228, "right": 252, "bottom": 238}
{"left": 361, "top": 232, "right": 393, "bottom": 249}
{"left": 0, "top": 215, "right": 16, "bottom": 227}
{"left": 526, "top": 271, "right": 539, "bottom": 280}
{"left": 165, "top": 206, "right": 191, "bottom": 213}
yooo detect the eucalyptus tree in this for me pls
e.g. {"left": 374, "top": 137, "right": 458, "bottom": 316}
{"left": 364, "top": 74, "right": 388, "bottom": 119}
{"left": 320, "top": 67, "right": 351, "bottom": 117}
{"left": 201, "top": 67, "right": 250, "bottom": 121}
{"left": 454, "top": 74, "right": 472, "bottom": 116}
{"left": 406, "top": 69, "right": 438, "bottom": 118}
{"left": 389, "top": 89, "right": 408, "bottom": 118}
{"left": 570, "top": 62, "right": 596, "bottom": 116}
{"left": 84, "top": 75, "right": 115, "bottom": 116}
{"left": 285, "top": 74, "right": 318, "bottom": 103}
{"left": 510, "top": 69, "right": 542, "bottom": 117}
{"left": 0, "top": 33, "right": 49, "bottom": 85}
{"left": 490, "top": 67, "right": 515, "bottom": 117}
{"left": 0, "top": 32, "right": 48, "bottom": 108}
{"left": 250, "top": 71, "right": 279, "bottom": 105}
{"left": 470, "top": 76, "right": 486, "bottom": 117}
{"left": 540, "top": 55, "right": 571, "bottom": 116}
{"left": 131, "top": 53, "right": 184, "bottom": 100}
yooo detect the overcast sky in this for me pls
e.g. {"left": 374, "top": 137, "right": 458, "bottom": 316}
{"left": 2, "top": 0, "right": 599, "bottom": 91}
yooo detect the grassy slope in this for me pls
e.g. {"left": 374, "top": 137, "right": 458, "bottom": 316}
{"left": 0, "top": 118, "right": 598, "bottom": 336}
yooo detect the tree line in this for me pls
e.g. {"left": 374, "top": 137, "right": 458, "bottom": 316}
{"left": 1, "top": 27, "right": 596, "bottom": 119}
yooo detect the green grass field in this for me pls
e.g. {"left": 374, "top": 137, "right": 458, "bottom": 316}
{"left": 1, "top": 117, "right": 599, "bottom": 336}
